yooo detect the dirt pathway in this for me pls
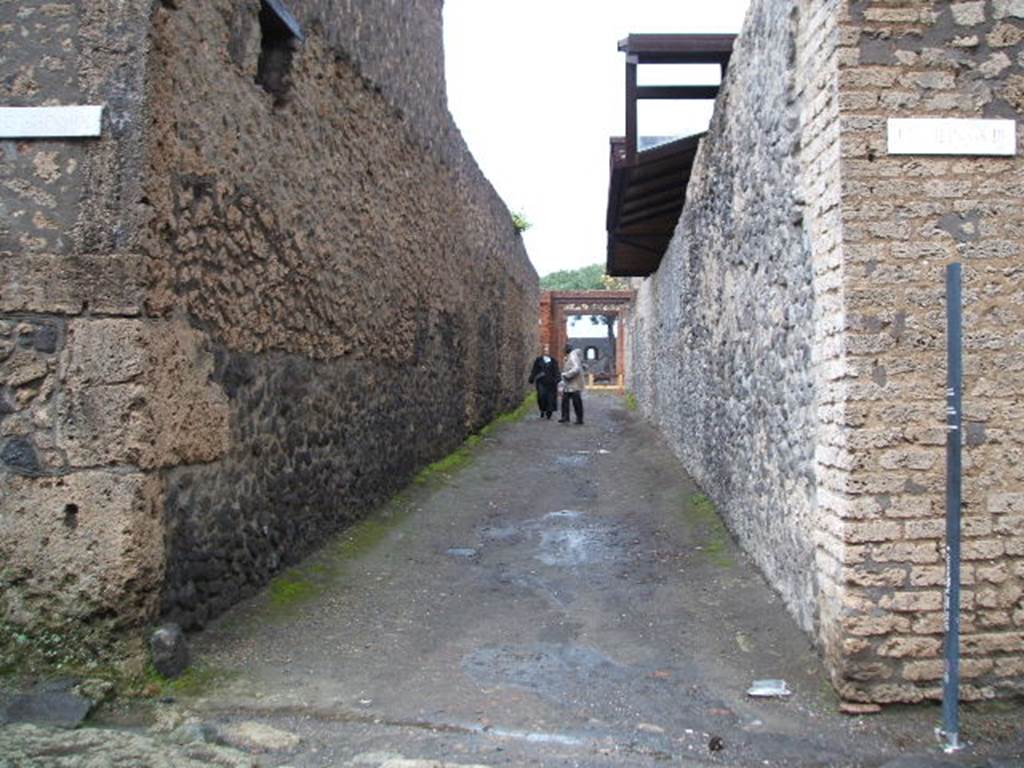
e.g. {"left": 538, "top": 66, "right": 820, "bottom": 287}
{"left": 82, "top": 394, "right": 1024, "bottom": 766}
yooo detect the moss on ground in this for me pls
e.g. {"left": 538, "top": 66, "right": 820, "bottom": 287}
{"left": 414, "top": 391, "right": 535, "bottom": 485}
{"left": 269, "top": 572, "right": 318, "bottom": 607}
{"left": 686, "top": 493, "right": 735, "bottom": 567}
{"left": 624, "top": 391, "right": 638, "bottom": 411}
{"left": 263, "top": 392, "right": 536, "bottom": 618}
{"left": 143, "top": 662, "right": 236, "bottom": 698}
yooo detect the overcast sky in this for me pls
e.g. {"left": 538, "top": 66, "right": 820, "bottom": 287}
{"left": 443, "top": 1, "right": 752, "bottom": 278}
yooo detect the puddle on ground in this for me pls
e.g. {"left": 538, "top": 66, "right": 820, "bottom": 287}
{"left": 446, "top": 547, "right": 478, "bottom": 558}
{"left": 538, "top": 529, "right": 594, "bottom": 566}
{"left": 462, "top": 642, "right": 734, "bottom": 734}
{"left": 544, "top": 509, "right": 583, "bottom": 520}
{"left": 554, "top": 454, "right": 589, "bottom": 467}
{"left": 535, "top": 510, "right": 618, "bottom": 568}
{"left": 480, "top": 725, "right": 584, "bottom": 746}
{"left": 462, "top": 642, "right": 619, "bottom": 693}
{"left": 480, "top": 525, "right": 521, "bottom": 542}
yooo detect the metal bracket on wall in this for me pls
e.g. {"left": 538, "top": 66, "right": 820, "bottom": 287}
{"left": 263, "top": 0, "right": 305, "bottom": 41}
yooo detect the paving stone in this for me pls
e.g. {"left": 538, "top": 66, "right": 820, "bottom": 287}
{"left": 0, "top": 691, "right": 92, "bottom": 729}
{"left": 215, "top": 721, "right": 300, "bottom": 752}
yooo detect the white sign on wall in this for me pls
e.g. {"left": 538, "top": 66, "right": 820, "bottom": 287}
{"left": 887, "top": 118, "right": 1016, "bottom": 156}
{"left": 0, "top": 105, "right": 104, "bottom": 138}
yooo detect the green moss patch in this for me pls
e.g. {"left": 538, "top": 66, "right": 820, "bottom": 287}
{"left": 686, "top": 493, "right": 735, "bottom": 568}
{"left": 624, "top": 391, "right": 639, "bottom": 411}
{"left": 145, "top": 663, "right": 236, "bottom": 698}
{"left": 415, "top": 391, "right": 535, "bottom": 485}
{"left": 269, "top": 573, "right": 318, "bottom": 607}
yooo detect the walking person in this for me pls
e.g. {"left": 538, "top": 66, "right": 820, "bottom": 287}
{"left": 558, "top": 343, "right": 585, "bottom": 425}
{"left": 528, "top": 345, "right": 560, "bottom": 419}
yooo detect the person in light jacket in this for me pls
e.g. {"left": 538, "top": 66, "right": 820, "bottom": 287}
{"left": 558, "top": 343, "right": 585, "bottom": 425}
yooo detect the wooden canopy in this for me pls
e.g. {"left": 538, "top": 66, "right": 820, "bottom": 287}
{"left": 606, "top": 34, "right": 736, "bottom": 277}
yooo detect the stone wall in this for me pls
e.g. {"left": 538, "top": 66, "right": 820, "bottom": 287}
{"left": 1, "top": 0, "right": 163, "bottom": 666}
{"left": 1, "top": 0, "right": 537, "bottom": 664}
{"left": 626, "top": 0, "right": 1024, "bottom": 703}
{"left": 627, "top": 0, "right": 833, "bottom": 635}
{"left": 828, "top": 0, "right": 1024, "bottom": 703}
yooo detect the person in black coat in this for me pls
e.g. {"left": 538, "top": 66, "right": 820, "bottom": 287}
{"left": 528, "top": 345, "right": 560, "bottom": 419}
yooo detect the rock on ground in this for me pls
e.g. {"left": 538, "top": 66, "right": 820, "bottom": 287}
{"left": 215, "top": 720, "right": 300, "bottom": 752}
{"left": 0, "top": 723, "right": 256, "bottom": 768}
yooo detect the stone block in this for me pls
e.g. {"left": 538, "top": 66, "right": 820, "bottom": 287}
{"left": 951, "top": 2, "right": 987, "bottom": 26}
{"left": 909, "top": 566, "right": 946, "bottom": 587}
{"left": 963, "top": 538, "right": 1006, "bottom": 560}
{"left": 0, "top": 471, "right": 165, "bottom": 630}
{"left": 57, "top": 319, "right": 229, "bottom": 469}
{"left": 844, "top": 614, "right": 913, "bottom": 637}
{"left": 912, "top": 614, "right": 947, "bottom": 635}
{"left": 877, "top": 636, "right": 942, "bottom": 658}
{"left": 988, "top": 22, "right": 1024, "bottom": 47}
{"left": 870, "top": 541, "right": 940, "bottom": 564}
{"left": 993, "top": 0, "right": 1024, "bottom": 20}
{"left": 904, "top": 519, "right": 944, "bottom": 540}
{"left": 994, "top": 515, "right": 1024, "bottom": 535}
{"left": 63, "top": 319, "right": 146, "bottom": 385}
{"left": 902, "top": 659, "right": 944, "bottom": 682}
{"left": 880, "top": 591, "right": 943, "bottom": 613}
{"left": 977, "top": 562, "right": 1009, "bottom": 583}
{"left": 844, "top": 566, "right": 906, "bottom": 588}
{"left": 0, "top": 255, "right": 145, "bottom": 316}
{"left": 963, "top": 516, "right": 994, "bottom": 537}
{"left": 1, "top": 691, "right": 93, "bottom": 729}
{"left": 995, "top": 657, "right": 1024, "bottom": 676}
{"left": 976, "top": 582, "right": 1023, "bottom": 609}
{"left": 845, "top": 520, "right": 902, "bottom": 543}
{"left": 977, "top": 610, "right": 1013, "bottom": 629}
{"left": 961, "top": 632, "right": 1024, "bottom": 655}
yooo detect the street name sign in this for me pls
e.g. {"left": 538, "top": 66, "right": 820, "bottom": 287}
{"left": 0, "top": 105, "right": 104, "bottom": 138}
{"left": 887, "top": 118, "right": 1016, "bottom": 156}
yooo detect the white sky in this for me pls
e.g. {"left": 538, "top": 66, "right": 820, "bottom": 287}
{"left": 443, "top": 1, "right": 751, "bottom": 278}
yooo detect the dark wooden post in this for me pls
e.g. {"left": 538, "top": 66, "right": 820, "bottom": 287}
{"left": 625, "top": 54, "right": 638, "bottom": 165}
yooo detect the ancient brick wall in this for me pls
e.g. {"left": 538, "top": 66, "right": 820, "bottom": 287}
{"left": 1, "top": 0, "right": 537, "bottom": 663}
{"left": 829, "top": 0, "right": 1024, "bottom": 703}
{"left": 627, "top": 0, "right": 1024, "bottom": 703}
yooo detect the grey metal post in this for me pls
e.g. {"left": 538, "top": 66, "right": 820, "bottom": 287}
{"left": 942, "top": 262, "right": 963, "bottom": 753}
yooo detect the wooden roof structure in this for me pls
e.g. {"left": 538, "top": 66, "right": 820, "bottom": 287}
{"left": 606, "top": 34, "right": 736, "bottom": 277}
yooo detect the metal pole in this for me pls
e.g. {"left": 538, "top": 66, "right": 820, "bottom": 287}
{"left": 942, "top": 262, "right": 963, "bottom": 753}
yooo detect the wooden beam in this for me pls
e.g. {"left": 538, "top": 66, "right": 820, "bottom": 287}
{"left": 617, "top": 33, "right": 736, "bottom": 65}
{"left": 637, "top": 85, "right": 720, "bottom": 100}
{"left": 621, "top": 182, "right": 684, "bottom": 214}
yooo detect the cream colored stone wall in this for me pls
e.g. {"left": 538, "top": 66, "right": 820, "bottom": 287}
{"left": 626, "top": 0, "right": 846, "bottom": 640}
{"left": 828, "top": 0, "right": 1024, "bottom": 702}
{"left": 626, "top": 0, "right": 1024, "bottom": 703}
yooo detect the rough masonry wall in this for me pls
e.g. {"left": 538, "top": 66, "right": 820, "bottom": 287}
{"left": 829, "top": 0, "right": 1024, "bottom": 702}
{"left": 628, "top": 0, "right": 1024, "bottom": 704}
{"left": 145, "top": 0, "right": 537, "bottom": 631}
{"left": 626, "top": 0, "right": 841, "bottom": 636}
{"left": 1, "top": 0, "right": 537, "bottom": 662}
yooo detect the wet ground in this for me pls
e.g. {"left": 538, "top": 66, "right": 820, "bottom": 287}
{"left": 6, "top": 393, "right": 1024, "bottom": 766}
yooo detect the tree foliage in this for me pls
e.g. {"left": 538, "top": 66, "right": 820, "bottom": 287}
{"left": 540, "top": 263, "right": 625, "bottom": 291}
